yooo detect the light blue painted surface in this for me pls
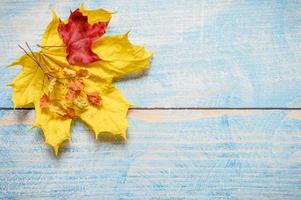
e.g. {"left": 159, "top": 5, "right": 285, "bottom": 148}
{"left": 0, "top": 110, "right": 301, "bottom": 199}
{"left": 0, "top": 1, "right": 301, "bottom": 199}
{"left": 0, "top": 0, "right": 300, "bottom": 107}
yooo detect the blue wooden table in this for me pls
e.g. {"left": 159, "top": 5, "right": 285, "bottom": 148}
{"left": 1, "top": 1, "right": 301, "bottom": 199}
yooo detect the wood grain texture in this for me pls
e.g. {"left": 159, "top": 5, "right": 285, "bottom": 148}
{"left": 0, "top": 110, "right": 301, "bottom": 199}
{"left": 1, "top": 1, "right": 301, "bottom": 199}
{"left": 0, "top": 0, "right": 300, "bottom": 108}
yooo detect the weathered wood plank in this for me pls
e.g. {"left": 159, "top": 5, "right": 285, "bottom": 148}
{"left": 0, "top": 109, "right": 301, "bottom": 199}
{"left": 0, "top": 0, "right": 301, "bottom": 108}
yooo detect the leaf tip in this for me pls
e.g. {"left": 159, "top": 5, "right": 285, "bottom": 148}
{"left": 45, "top": 141, "right": 60, "bottom": 156}
{"left": 95, "top": 132, "right": 99, "bottom": 140}
{"left": 49, "top": 5, "right": 59, "bottom": 20}
{"left": 8, "top": 60, "right": 18, "bottom": 67}
{"left": 149, "top": 50, "right": 154, "bottom": 58}
{"left": 124, "top": 31, "right": 131, "bottom": 37}
{"left": 53, "top": 145, "right": 59, "bottom": 156}
{"left": 79, "top": 3, "right": 85, "bottom": 10}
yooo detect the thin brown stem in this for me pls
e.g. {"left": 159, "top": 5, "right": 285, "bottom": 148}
{"left": 41, "top": 53, "right": 76, "bottom": 79}
{"left": 19, "top": 44, "right": 66, "bottom": 83}
{"left": 18, "top": 44, "right": 44, "bottom": 72}
{"left": 41, "top": 53, "right": 66, "bottom": 69}
{"left": 39, "top": 54, "right": 67, "bottom": 81}
{"left": 41, "top": 74, "right": 46, "bottom": 92}
{"left": 37, "top": 44, "right": 65, "bottom": 48}
{"left": 25, "top": 42, "right": 39, "bottom": 63}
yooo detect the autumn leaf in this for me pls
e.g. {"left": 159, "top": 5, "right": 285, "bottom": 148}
{"left": 10, "top": 5, "right": 152, "bottom": 155}
{"left": 58, "top": 8, "right": 108, "bottom": 65}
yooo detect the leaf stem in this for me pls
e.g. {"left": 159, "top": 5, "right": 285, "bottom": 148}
{"left": 37, "top": 44, "right": 65, "bottom": 48}
{"left": 18, "top": 44, "right": 44, "bottom": 72}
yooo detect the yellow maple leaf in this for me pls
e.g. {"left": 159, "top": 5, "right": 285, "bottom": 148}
{"left": 9, "top": 5, "right": 152, "bottom": 155}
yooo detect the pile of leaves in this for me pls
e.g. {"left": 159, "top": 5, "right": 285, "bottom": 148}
{"left": 9, "top": 5, "right": 152, "bottom": 155}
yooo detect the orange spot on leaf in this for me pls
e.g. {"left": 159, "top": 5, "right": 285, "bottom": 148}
{"left": 87, "top": 92, "right": 102, "bottom": 106}
{"left": 67, "top": 80, "right": 84, "bottom": 92}
{"left": 40, "top": 94, "right": 51, "bottom": 109}
{"left": 65, "top": 90, "right": 77, "bottom": 101}
{"left": 76, "top": 69, "right": 88, "bottom": 77}
{"left": 64, "top": 107, "right": 76, "bottom": 119}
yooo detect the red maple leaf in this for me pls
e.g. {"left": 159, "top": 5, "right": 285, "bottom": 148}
{"left": 58, "top": 9, "right": 108, "bottom": 65}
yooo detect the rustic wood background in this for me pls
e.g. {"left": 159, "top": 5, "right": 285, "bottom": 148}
{"left": 0, "top": 0, "right": 301, "bottom": 199}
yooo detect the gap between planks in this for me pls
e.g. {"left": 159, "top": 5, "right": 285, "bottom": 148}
{"left": 1, "top": 107, "right": 301, "bottom": 110}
